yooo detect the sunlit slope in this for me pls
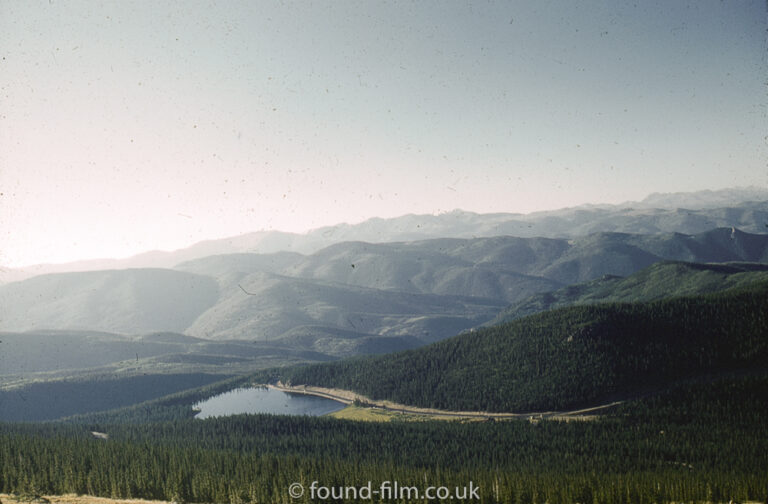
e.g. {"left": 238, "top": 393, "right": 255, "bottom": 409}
{"left": 278, "top": 282, "right": 768, "bottom": 412}
{"left": 491, "top": 261, "right": 768, "bottom": 324}
{"left": 0, "top": 269, "right": 218, "bottom": 334}
{"left": 280, "top": 238, "right": 564, "bottom": 302}
{"left": 185, "top": 270, "right": 504, "bottom": 342}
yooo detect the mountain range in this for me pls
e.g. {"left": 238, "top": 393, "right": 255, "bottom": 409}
{"left": 2, "top": 187, "right": 768, "bottom": 401}
{"left": 2, "top": 187, "right": 768, "bottom": 504}
{"left": 2, "top": 227, "right": 767, "bottom": 357}
{"left": 3, "top": 186, "right": 766, "bottom": 283}
{"left": 490, "top": 260, "right": 768, "bottom": 325}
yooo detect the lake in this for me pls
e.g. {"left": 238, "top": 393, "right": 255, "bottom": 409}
{"left": 193, "top": 387, "right": 346, "bottom": 418}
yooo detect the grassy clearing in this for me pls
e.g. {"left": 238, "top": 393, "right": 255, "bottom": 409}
{"left": 327, "top": 405, "right": 482, "bottom": 422}
{"left": 328, "top": 405, "right": 396, "bottom": 421}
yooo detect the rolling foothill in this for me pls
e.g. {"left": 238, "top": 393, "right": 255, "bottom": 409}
{"left": 1, "top": 189, "right": 768, "bottom": 503}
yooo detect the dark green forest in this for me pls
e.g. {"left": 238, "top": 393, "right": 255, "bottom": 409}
{"left": 1, "top": 372, "right": 767, "bottom": 503}
{"left": 2, "top": 273, "right": 768, "bottom": 502}
{"left": 277, "top": 282, "right": 768, "bottom": 412}
{"left": 489, "top": 261, "right": 768, "bottom": 325}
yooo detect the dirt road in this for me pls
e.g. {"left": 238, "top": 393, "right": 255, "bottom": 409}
{"left": 268, "top": 382, "right": 621, "bottom": 420}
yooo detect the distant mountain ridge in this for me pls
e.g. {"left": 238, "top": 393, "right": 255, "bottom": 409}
{"left": 489, "top": 261, "right": 768, "bottom": 325}
{"left": 636, "top": 186, "right": 768, "bottom": 209}
{"left": 2, "top": 228, "right": 767, "bottom": 351}
{"left": 263, "top": 227, "right": 768, "bottom": 293}
{"left": 0, "top": 268, "right": 219, "bottom": 334}
{"left": 3, "top": 186, "right": 766, "bottom": 283}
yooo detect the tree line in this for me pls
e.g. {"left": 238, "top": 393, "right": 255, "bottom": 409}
{"left": 2, "top": 372, "right": 767, "bottom": 503}
{"left": 277, "top": 282, "right": 768, "bottom": 412}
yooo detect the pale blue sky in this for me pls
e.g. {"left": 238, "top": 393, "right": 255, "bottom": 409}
{"left": 1, "top": 0, "right": 766, "bottom": 266}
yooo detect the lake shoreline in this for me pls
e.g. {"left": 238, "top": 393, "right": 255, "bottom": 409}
{"left": 193, "top": 386, "right": 345, "bottom": 418}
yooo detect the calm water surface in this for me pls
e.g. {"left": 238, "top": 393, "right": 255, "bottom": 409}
{"left": 194, "top": 387, "right": 345, "bottom": 419}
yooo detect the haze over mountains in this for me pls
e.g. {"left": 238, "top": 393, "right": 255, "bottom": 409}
{"left": 3, "top": 186, "right": 767, "bottom": 282}
{"left": 2, "top": 227, "right": 767, "bottom": 351}
{"left": 1, "top": 187, "right": 767, "bottom": 379}
{"left": 2, "top": 187, "right": 768, "bottom": 426}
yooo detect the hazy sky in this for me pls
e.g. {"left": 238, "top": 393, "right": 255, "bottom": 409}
{"left": 1, "top": 0, "right": 766, "bottom": 267}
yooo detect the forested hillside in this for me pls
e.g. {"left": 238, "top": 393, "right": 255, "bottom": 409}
{"left": 1, "top": 372, "right": 766, "bottom": 503}
{"left": 182, "top": 270, "right": 505, "bottom": 342}
{"left": 276, "top": 227, "right": 768, "bottom": 295}
{"left": 279, "top": 282, "right": 768, "bottom": 412}
{"left": 491, "top": 261, "right": 768, "bottom": 324}
{"left": 1, "top": 276, "right": 766, "bottom": 502}
{"left": 3, "top": 228, "right": 767, "bottom": 344}
{"left": 4, "top": 244, "right": 768, "bottom": 424}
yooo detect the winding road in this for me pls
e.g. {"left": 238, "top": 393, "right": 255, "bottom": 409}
{"left": 268, "top": 383, "right": 622, "bottom": 420}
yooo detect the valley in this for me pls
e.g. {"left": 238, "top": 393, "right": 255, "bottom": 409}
{"left": 2, "top": 191, "right": 768, "bottom": 503}
{"left": 2, "top": 227, "right": 767, "bottom": 360}
{"left": 4, "top": 0, "right": 766, "bottom": 494}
